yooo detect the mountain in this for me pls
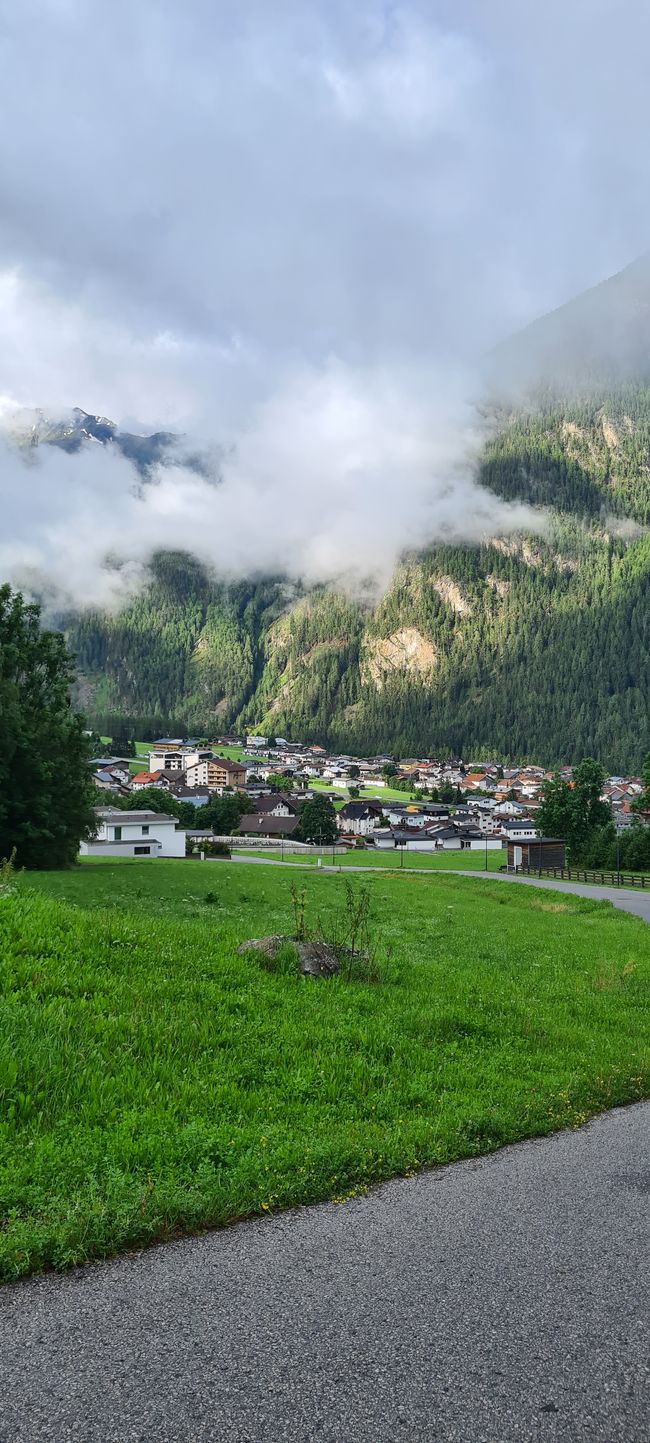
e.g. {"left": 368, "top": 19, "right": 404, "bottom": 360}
{"left": 11, "top": 261, "right": 650, "bottom": 770}
{"left": 4, "top": 406, "right": 206, "bottom": 475}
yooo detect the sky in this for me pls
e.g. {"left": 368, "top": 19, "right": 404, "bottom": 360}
{"left": 0, "top": 0, "right": 649, "bottom": 603}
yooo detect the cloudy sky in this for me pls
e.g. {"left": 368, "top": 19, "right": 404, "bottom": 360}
{"left": 0, "top": 0, "right": 648, "bottom": 600}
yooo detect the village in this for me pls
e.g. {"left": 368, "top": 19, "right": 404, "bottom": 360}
{"left": 84, "top": 732, "right": 648, "bottom": 868}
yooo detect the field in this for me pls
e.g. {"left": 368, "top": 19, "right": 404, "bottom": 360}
{"left": 2, "top": 858, "right": 649, "bottom": 1281}
{"left": 236, "top": 847, "right": 505, "bottom": 871}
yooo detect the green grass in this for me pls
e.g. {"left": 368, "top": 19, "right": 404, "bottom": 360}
{"left": 1, "top": 860, "right": 648, "bottom": 1282}
{"left": 236, "top": 847, "right": 505, "bottom": 871}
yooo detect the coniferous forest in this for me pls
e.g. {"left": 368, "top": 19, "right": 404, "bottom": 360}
{"left": 65, "top": 384, "right": 650, "bottom": 771}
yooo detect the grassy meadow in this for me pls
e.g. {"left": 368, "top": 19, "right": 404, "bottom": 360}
{"left": 1, "top": 858, "right": 648, "bottom": 1281}
{"left": 236, "top": 846, "right": 505, "bottom": 871}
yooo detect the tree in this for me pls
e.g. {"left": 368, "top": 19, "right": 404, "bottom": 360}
{"left": 267, "top": 772, "right": 294, "bottom": 793}
{"left": 572, "top": 758, "right": 610, "bottom": 838}
{"left": 0, "top": 586, "right": 95, "bottom": 868}
{"left": 348, "top": 785, "right": 360, "bottom": 799}
{"left": 296, "top": 794, "right": 338, "bottom": 844}
{"left": 348, "top": 764, "right": 360, "bottom": 778}
{"left": 536, "top": 775, "right": 578, "bottom": 852}
{"left": 632, "top": 751, "right": 650, "bottom": 812}
{"left": 537, "top": 758, "right": 610, "bottom": 861}
{"left": 198, "top": 791, "right": 249, "bottom": 835}
{"left": 382, "top": 763, "right": 397, "bottom": 779}
{"left": 109, "top": 732, "right": 136, "bottom": 758}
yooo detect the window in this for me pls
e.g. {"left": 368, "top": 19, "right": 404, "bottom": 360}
{"left": 114, "top": 826, "right": 122, "bottom": 841}
{"left": 142, "top": 825, "right": 149, "bottom": 836}
{"left": 134, "top": 845, "right": 151, "bottom": 855}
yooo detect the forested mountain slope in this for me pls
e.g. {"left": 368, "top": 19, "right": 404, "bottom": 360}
{"left": 68, "top": 381, "right": 650, "bottom": 771}
{"left": 25, "top": 255, "right": 650, "bottom": 770}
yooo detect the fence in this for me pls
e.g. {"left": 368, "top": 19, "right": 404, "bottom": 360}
{"left": 518, "top": 864, "right": 648, "bottom": 889}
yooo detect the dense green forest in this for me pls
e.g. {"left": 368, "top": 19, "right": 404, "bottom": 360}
{"left": 64, "top": 383, "right": 650, "bottom": 771}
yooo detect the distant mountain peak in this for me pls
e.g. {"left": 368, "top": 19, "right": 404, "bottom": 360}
{"left": 1, "top": 405, "right": 209, "bottom": 476}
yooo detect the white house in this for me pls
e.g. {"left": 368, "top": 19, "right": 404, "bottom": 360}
{"left": 499, "top": 818, "right": 538, "bottom": 841}
{"left": 79, "top": 808, "right": 187, "bottom": 859}
{"left": 337, "top": 801, "right": 383, "bottom": 837}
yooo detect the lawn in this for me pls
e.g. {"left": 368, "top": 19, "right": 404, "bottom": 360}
{"left": 1, "top": 860, "right": 648, "bottom": 1281}
{"left": 235, "top": 847, "right": 505, "bottom": 872}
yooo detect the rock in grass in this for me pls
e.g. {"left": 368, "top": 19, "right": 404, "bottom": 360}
{"left": 236, "top": 935, "right": 286, "bottom": 959}
{"left": 295, "top": 941, "right": 339, "bottom": 979}
{"left": 236, "top": 935, "right": 339, "bottom": 978}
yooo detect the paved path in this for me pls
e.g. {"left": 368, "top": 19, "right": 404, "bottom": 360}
{"left": 2, "top": 1103, "right": 648, "bottom": 1442}
{"left": 231, "top": 854, "right": 650, "bottom": 923}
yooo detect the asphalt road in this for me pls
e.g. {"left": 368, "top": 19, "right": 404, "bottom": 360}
{"left": 231, "top": 853, "right": 650, "bottom": 923}
{"left": 2, "top": 1102, "right": 648, "bottom": 1443}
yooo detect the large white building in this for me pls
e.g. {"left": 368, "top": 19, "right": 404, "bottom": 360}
{"left": 79, "top": 808, "right": 187, "bottom": 859}
{"left": 148, "top": 747, "right": 213, "bottom": 773}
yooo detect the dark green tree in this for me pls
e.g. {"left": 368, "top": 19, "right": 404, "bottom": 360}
{"left": 296, "top": 794, "right": 338, "bottom": 844}
{"left": 536, "top": 775, "right": 581, "bottom": 854}
{"left": 537, "top": 758, "right": 610, "bottom": 861}
{"left": 0, "top": 586, "right": 95, "bottom": 868}
{"left": 198, "top": 791, "right": 249, "bottom": 835}
{"left": 267, "top": 772, "right": 294, "bottom": 793}
{"left": 109, "top": 732, "right": 136, "bottom": 757}
{"left": 631, "top": 751, "right": 650, "bottom": 812}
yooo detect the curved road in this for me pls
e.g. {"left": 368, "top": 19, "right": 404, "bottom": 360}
{"left": 1, "top": 1103, "right": 649, "bottom": 1442}
{"left": 231, "top": 853, "right": 650, "bottom": 923}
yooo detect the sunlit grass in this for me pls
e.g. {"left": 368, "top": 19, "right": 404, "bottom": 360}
{"left": 2, "top": 860, "right": 648, "bottom": 1281}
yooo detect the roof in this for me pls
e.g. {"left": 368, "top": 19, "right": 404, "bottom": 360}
{"left": 249, "top": 795, "right": 298, "bottom": 815}
{"left": 168, "top": 785, "right": 210, "bottom": 799}
{"left": 131, "top": 770, "right": 163, "bottom": 784}
{"left": 238, "top": 814, "right": 299, "bottom": 835}
{"left": 95, "top": 808, "right": 180, "bottom": 824}
{"left": 339, "top": 801, "right": 383, "bottom": 819}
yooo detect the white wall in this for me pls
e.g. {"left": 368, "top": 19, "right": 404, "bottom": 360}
{"left": 88, "top": 815, "right": 187, "bottom": 858}
{"left": 79, "top": 839, "right": 162, "bottom": 858}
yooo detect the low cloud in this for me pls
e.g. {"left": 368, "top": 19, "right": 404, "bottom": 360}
{"left": 0, "top": 362, "right": 542, "bottom": 609}
{"left": 0, "top": 1, "right": 647, "bottom": 608}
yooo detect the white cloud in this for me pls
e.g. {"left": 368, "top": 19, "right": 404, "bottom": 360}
{"left": 0, "top": 362, "right": 542, "bottom": 608}
{"left": 0, "top": 0, "right": 648, "bottom": 605}
{"left": 322, "top": 14, "right": 481, "bottom": 137}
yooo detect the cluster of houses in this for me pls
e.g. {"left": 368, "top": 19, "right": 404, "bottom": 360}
{"left": 84, "top": 732, "right": 646, "bottom": 863}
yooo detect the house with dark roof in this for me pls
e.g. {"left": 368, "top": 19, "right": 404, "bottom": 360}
{"left": 247, "top": 795, "right": 298, "bottom": 818}
{"left": 337, "top": 801, "right": 384, "bottom": 837}
{"left": 238, "top": 813, "right": 299, "bottom": 839}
